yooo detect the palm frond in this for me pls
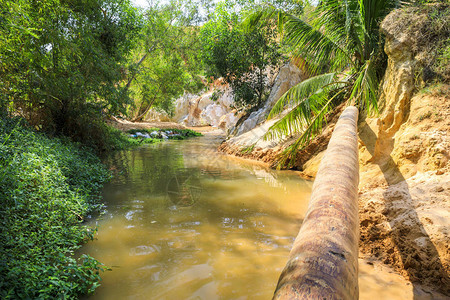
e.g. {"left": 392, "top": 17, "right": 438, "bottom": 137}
{"left": 242, "top": 3, "right": 284, "bottom": 32}
{"left": 283, "top": 14, "right": 353, "bottom": 74}
{"left": 244, "top": 4, "right": 353, "bottom": 74}
{"left": 349, "top": 58, "right": 378, "bottom": 114}
{"left": 358, "top": 0, "right": 406, "bottom": 58}
{"left": 312, "top": 0, "right": 364, "bottom": 62}
{"left": 268, "top": 72, "right": 336, "bottom": 119}
{"left": 273, "top": 89, "right": 346, "bottom": 169}
{"left": 264, "top": 91, "right": 329, "bottom": 141}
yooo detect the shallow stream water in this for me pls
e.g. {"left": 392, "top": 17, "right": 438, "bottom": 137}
{"left": 82, "top": 132, "right": 422, "bottom": 299}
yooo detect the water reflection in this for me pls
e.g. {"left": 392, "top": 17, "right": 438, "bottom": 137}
{"left": 83, "top": 133, "right": 312, "bottom": 299}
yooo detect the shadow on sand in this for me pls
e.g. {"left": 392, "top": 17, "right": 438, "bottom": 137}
{"left": 359, "top": 125, "right": 449, "bottom": 298}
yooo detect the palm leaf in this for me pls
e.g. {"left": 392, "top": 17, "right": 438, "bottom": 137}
{"left": 349, "top": 58, "right": 378, "bottom": 114}
{"left": 273, "top": 89, "right": 346, "bottom": 169}
{"left": 282, "top": 14, "right": 353, "bottom": 74}
{"left": 313, "top": 0, "right": 364, "bottom": 61}
{"left": 242, "top": 4, "right": 283, "bottom": 32}
{"left": 244, "top": 4, "right": 353, "bottom": 74}
{"left": 268, "top": 72, "right": 336, "bottom": 119}
{"left": 359, "top": 0, "right": 407, "bottom": 58}
{"left": 264, "top": 91, "right": 329, "bottom": 141}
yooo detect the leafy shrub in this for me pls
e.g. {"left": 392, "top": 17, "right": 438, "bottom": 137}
{"left": 0, "top": 117, "right": 110, "bottom": 299}
{"left": 99, "top": 123, "right": 148, "bottom": 150}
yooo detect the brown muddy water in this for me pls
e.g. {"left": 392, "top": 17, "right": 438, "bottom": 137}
{"left": 81, "top": 132, "right": 421, "bottom": 300}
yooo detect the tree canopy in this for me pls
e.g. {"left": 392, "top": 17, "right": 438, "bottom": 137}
{"left": 200, "top": 1, "right": 282, "bottom": 109}
{"left": 126, "top": 0, "right": 205, "bottom": 121}
{"left": 0, "top": 0, "right": 142, "bottom": 139}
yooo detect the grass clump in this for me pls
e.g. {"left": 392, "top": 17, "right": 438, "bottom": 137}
{"left": 101, "top": 124, "right": 157, "bottom": 150}
{"left": 66, "top": 120, "right": 147, "bottom": 153}
{"left": 126, "top": 128, "right": 202, "bottom": 140}
{"left": 0, "top": 117, "right": 110, "bottom": 299}
{"left": 386, "top": 3, "right": 450, "bottom": 85}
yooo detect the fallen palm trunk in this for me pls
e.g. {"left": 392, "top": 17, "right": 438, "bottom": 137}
{"left": 273, "top": 106, "right": 360, "bottom": 300}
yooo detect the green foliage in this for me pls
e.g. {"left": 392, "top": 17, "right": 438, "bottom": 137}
{"left": 100, "top": 124, "right": 152, "bottom": 150}
{"left": 200, "top": 1, "right": 282, "bottom": 109}
{"left": 126, "top": 128, "right": 202, "bottom": 139}
{"left": 0, "top": 0, "right": 142, "bottom": 139}
{"left": 247, "top": 0, "right": 409, "bottom": 167}
{"left": 0, "top": 116, "right": 111, "bottom": 298}
{"left": 126, "top": 0, "right": 206, "bottom": 121}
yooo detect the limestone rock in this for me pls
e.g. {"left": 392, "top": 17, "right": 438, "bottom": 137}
{"left": 232, "top": 63, "right": 304, "bottom": 136}
{"left": 218, "top": 110, "right": 244, "bottom": 131}
{"left": 143, "top": 109, "right": 171, "bottom": 122}
{"left": 170, "top": 86, "right": 238, "bottom": 129}
{"left": 173, "top": 93, "right": 197, "bottom": 122}
{"left": 201, "top": 104, "right": 227, "bottom": 127}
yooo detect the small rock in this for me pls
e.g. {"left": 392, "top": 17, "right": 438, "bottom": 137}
{"left": 436, "top": 169, "right": 444, "bottom": 175}
{"left": 431, "top": 186, "right": 444, "bottom": 193}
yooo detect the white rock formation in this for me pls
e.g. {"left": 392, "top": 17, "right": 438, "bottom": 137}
{"left": 226, "top": 118, "right": 281, "bottom": 149}
{"left": 232, "top": 63, "right": 304, "bottom": 136}
{"left": 172, "top": 86, "right": 238, "bottom": 129}
{"left": 143, "top": 109, "right": 171, "bottom": 122}
{"left": 145, "top": 63, "right": 304, "bottom": 133}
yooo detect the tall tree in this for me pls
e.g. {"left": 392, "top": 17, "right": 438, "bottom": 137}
{"left": 127, "top": 0, "right": 205, "bottom": 121}
{"left": 200, "top": 0, "right": 282, "bottom": 110}
{"left": 0, "top": 0, "right": 142, "bottom": 137}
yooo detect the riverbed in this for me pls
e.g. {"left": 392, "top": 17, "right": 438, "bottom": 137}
{"left": 81, "top": 131, "right": 425, "bottom": 299}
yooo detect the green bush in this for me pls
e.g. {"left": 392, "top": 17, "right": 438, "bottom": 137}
{"left": 65, "top": 119, "right": 159, "bottom": 152}
{"left": 100, "top": 123, "right": 151, "bottom": 150}
{"left": 126, "top": 128, "right": 202, "bottom": 139}
{"left": 0, "top": 117, "right": 110, "bottom": 299}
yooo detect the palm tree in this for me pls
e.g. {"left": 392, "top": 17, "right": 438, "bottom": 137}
{"left": 246, "top": 0, "right": 405, "bottom": 168}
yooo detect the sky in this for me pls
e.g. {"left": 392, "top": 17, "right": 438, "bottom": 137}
{"left": 131, "top": 0, "right": 150, "bottom": 8}
{"left": 131, "top": 0, "right": 173, "bottom": 8}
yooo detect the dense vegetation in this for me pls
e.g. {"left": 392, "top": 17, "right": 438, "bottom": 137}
{"left": 200, "top": 1, "right": 282, "bottom": 109}
{"left": 0, "top": 117, "right": 110, "bottom": 298}
{"left": 0, "top": 0, "right": 141, "bottom": 146}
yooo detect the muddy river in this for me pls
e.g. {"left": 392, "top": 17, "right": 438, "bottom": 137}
{"left": 82, "top": 132, "right": 421, "bottom": 299}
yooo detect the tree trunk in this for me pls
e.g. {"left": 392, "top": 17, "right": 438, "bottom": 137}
{"left": 123, "top": 51, "right": 150, "bottom": 93}
{"left": 273, "top": 106, "right": 360, "bottom": 300}
{"left": 132, "top": 83, "right": 163, "bottom": 122}
{"left": 132, "top": 96, "right": 157, "bottom": 122}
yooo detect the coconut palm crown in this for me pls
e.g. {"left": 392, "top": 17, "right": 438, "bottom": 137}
{"left": 246, "top": 0, "right": 406, "bottom": 168}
